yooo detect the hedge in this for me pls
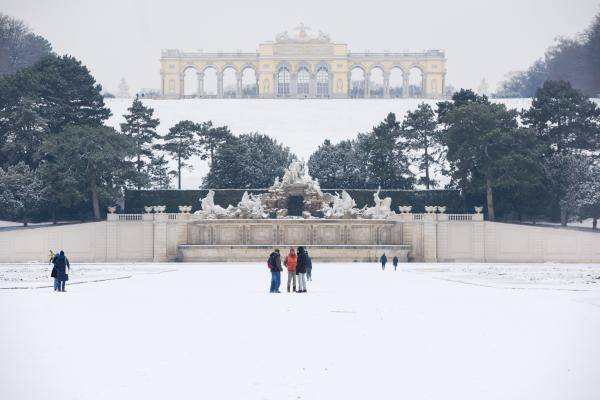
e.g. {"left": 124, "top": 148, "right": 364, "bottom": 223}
{"left": 124, "top": 188, "right": 470, "bottom": 214}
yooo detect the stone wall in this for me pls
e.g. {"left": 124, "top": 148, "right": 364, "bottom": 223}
{"left": 1, "top": 212, "right": 599, "bottom": 263}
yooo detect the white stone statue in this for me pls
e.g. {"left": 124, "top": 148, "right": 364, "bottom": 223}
{"left": 322, "top": 190, "right": 358, "bottom": 218}
{"left": 195, "top": 190, "right": 232, "bottom": 218}
{"left": 363, "top": 188, "right": 394, "bottom": 219}
{"left": 236, "top": 191, "right": 268, "bottom": 219}
{"left": 282, "top": 160, "right": 309, "bottom": 185}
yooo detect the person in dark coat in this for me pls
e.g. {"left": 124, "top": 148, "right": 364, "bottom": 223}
{"left": 296, "top": 246, "right": 308, "bottom": 293}
{"left": 49, "top": 250, "right": 59, "bottom": 291}
{"left": 54, "top": 250, "right": 70, "bottom": 292}
{"left": 306, "top": 251, "right": 313, "bottom": 281}
{"left": 380, "top": 253, "right": 387, "bottom": 270}
{"left": 392, "top": 255, "right": 399, "bottom": 271}
{"left": 268, "top": 249, "right": 283, "bottom": 293}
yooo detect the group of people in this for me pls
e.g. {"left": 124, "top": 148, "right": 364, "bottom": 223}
{"left": 49, "top": 250, "right": 70, "bottom": 292}
{"left": 267, "top": 246, "right": 312, "bottom": 293}
{"left": 379, "top": 253, "right": 400, "bottom": 271}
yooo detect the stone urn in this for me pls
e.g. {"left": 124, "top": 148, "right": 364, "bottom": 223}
{"left": 398, "top": 206, "right": 412, "bottom": 214}
{"left": 474, "top": 206, "right": 483, "bottom": 214}
{"left": 178, "top": 205, "right": 193, "bottom": 213}
{"left": 144, "top": 206, "right": 154, "bottom": 213}
{"left": 153, "top": 205, "right": 166, "bottom": 213}
{"left": 437, "top": 206, "right": 446, "bottom": 214}
{"left": 424, "top": 206, "right": 436, "bottom": 214}
{"left": 107, "top": 206, "right": 117, "bottom": 214}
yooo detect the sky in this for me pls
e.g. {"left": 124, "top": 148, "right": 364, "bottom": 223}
{"left": 2, "top": 0, "right": 599, "bottom": 94}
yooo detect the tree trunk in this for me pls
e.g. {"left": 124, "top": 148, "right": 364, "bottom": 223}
{"left": 178, "top": 156, "right": 182, "bottom": 190}
{"left": 89, "top": 173, "right": 101, "bottom": 221}
{"left": 424, "top": 147, "right": 430, "bottom": 190}
{"left": 593, "top": 217, "right": 597, "bottom": 230}
{"left": 560, "top": 207, "right": 568, "bottom": 226}
{"left": 486, "top": 177, "right": 495, "bottom": 221}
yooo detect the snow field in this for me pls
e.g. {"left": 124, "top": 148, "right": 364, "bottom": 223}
{"left": 1, "top": 262, "right": 600, "bottom": 399}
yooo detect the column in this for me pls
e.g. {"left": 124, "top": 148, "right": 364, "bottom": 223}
{"left": 217, "top": 71, "right": 223, "bottom": 98}
{"left": 422, "top": 212, "right": 438, "bottom": 262}
{"left": 422, "top": 73, "right": 428, "bottom": 98}
{"left": 197, "top": 72, "right": 204, "bottom": 97}
{"left": 290, "top": 72, "right": 297, "bottom": 97}
{"left": 106, "top": 213, "right": 118, "bottom": 262}
{"left": 179, "top": 75, "right": 185, "bottom": 99}
{"left": 161, "top": 74, "right": 165, "bottom": 97}
{"left": 255, "top": 77, "right": 260, "bottom": 97}
{"left": 441, "top": 73, "right": 446, "bottom": 98}
{"left": 236, "top": 73, "right": 242, "bottom": 98}
{"left": 364, "top": 73, "right": 370, "bottom": 98}
{"left": 347, "top": 74, "right": 352, "bottom": 98}
{"left": 383, "top": 71, "right": 390, "bottom": 98}
{"left": 153, "top": 213, "right": 168, "bottom": 262}
{"left": 403, "top": 75, "right": 410, "bottom": 98}
{"left": 309, "top": 73, "right": 316, "bottom": 98}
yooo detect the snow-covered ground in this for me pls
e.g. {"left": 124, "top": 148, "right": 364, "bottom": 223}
{"left": 104, "top": 98, "right": 542, "bottom": 189}
{"left": 2, "top": 262, "right": 600, "bottom": 399}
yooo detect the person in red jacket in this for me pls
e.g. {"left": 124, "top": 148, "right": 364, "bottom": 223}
{"left": 284, "top": 247, "right": 297, "bottom": 292}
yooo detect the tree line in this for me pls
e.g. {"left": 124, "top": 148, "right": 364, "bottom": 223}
{"left": 495, "top": 12, "right": 600, "bottom": 98}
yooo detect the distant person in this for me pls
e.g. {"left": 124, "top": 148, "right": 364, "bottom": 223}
{"left": 306, "top": 250, "right": 313, "bottom": 281}
{"left": 284, "top": 247, "right": 297, "bottom": 292}
{"left": 49, "top": 250, "right": 59, "bottom": 291}
{"left": 54, "top": 250, "right": 70, "bottom": 292}
{"left": 268, "top": 249, "right": 282, "bottom": 293}
{"left": 296, "top": 246, "right": 308, "bottom": 293}
{"left": 380, "top": 253, "right": 387, "bottom": 271}
{"left": 393, "top": 255, "right": 399, "bottom": 271}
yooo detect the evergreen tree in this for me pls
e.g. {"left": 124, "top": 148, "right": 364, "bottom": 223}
{"left": 522, "top": 80, "right": 600, "bottom": 154}
{"left": 203, "top": 133, "right": 295, "bottom": 188}
{"left": 308, "top": 139, "right": 362, "bottom": 188}
{"left": 161, "top": 120, "right": 200, "bottom": 189}
{"left": 147, "top": 155, "right": 172, "bottom": 189}
{"left": 0, "top": 162, "right": 44, "bottom": 225}
{"left": 43, "top": 125, "right": 140, "bottom": 221}
{"left": 197, "top": 121, "right": 232, "bottom": 170}
{"left": 0, "top": 55, "right": 111, "bottom": 167}
{"left": 401, "top": 103, "right": 442, "bottom": 189}
{"left": 120, "top": 96, "right": 160, "bottom": 188}
{"left": 363, "top": 113, "right": 414, "bottom": 189}
{"left": 438, "top": 92, "right": 542, "bottom": 221}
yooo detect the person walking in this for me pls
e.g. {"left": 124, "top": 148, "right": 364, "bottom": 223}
{"left": 306, "top": 250, "right": 313, "bottom": 281}
{"left": 284, "top": 247, "right": 298, "bottom": 292}
{"left": 268, "top": 249, "right": 282, "bottom": 293}
{"left": 393, "top": 255, "right": 399, "bottom": 271}
{"left": 54, "top": 250, "right": 70, "bottom": 292}
{"left": 296, "top": 246, "right": 308, "bottom": 293}
{"left": 49, "top": 250, "right": 59, "bottom": 291}
{"left": 380, "top": 253, "right": 387, "bottom": 271}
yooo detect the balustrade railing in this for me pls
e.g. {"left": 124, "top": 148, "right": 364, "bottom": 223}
{"left": 118, "top": 214, "right": 142, "bottom": 221}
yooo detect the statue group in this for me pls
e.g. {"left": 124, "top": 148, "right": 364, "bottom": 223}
{"left": 195, "top": 161, "right": 394, "bottom": 220}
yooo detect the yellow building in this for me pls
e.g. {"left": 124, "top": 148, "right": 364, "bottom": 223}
{"left": 160, "top": 25, "right": 446, "bottom": 99}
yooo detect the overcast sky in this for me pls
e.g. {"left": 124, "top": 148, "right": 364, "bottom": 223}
{"left": 2, "top": 0, "right": 599, "bottom": 94}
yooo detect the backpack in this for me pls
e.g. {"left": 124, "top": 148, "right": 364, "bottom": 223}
{"left": 267, "top": 254, "right": 274, "bottom": 270}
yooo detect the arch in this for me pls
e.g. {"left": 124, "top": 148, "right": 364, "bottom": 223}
{"left": 316, "top": 66, "right": 330, "bottom": 97}
{"left": 222, "top": 66, "right": 237, "bottom": 98}
{"left": 202, "top": 66, "right": 218, "bottom": 97}
{"left": 408, "top": 66, "right": 424, "bottom": 97}
{"left": 389, "top": 66, "right": 404, "bottom": 98}
{"left": 182, "top": 65, "right": 199, "bottom": 97}
{"left": 349, "top": 66, "right": 366, "bottom": 98}
{"left": 277, "top": 65, "right": 291, "bottom": 97}
{"left": 368, "top": 66, "right": 384, "bottom": 98}
{"left": 241, "top": 65, "right": 258, "bottom": 97}
{"left": 297, "top": 66, "right": 310, "bottom": 97}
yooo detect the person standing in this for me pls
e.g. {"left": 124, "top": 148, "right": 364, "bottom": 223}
{"left": 306, "top": 250, "right": 313, "bottom": 281}
{"left": 54, "top": 250, "right": 70, "bottom": 292}
{"left": 380, "top": 253, "right": 387, "bottom": 271}
{"left": 393, "top": 255, "right": 399, "bottom": 271}
{"left": 268, "top": 249, "right": 282, "bottom": 293}
{"left": 296, "top": 246, "right": 308, "bottom": 293}
{"left": 284, "top": 248, "right": 298, "bottom": 292}
{"left": 49, "top": 250, "right": 59, "bottom": 291}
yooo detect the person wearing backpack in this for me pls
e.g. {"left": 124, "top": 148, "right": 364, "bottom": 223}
{"left": 268, "top": 249, "right": 282, "bottom": 293}
{"left": 393, "top": 255, "right": 399, "bottom": 271}
{"left": 284, "top": 247, "right": 298, "bottom": 292}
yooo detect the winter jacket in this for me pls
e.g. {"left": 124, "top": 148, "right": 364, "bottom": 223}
{"left": 296, "top": 248, "right": 308, "bottom": 274}
{"left": 392, "top": 256, "right": 399, "bottom": 266}
{"left": 284, "top": 253, "right": 297, "bottom": 272}
{"left": 54, "top": 253, "right": 70, "bottom": 281}
{"left": 380, "top": 254, "right": 387, "bottom": 265}
{"left": 268, "top": 252, "right": 283, "bottom": 272}
{"left": 306, "top": 254, "right": 312, "bottom": 271}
